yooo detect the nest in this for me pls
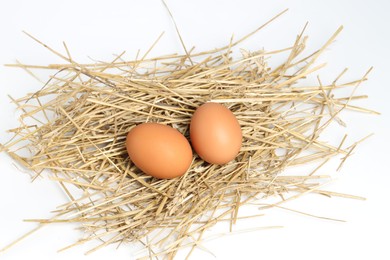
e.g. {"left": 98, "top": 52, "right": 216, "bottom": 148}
{"left": 0, "top": 12, "right": 377, "bottom": 259}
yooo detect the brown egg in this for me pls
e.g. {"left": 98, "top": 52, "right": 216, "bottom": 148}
{"left": 190, "top": 102, "right": 242, "bottom": 165}
{"left": 126, "top": 123, "right": 193, "bottom": 179}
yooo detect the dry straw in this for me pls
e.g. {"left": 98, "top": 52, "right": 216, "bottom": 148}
{"left": 0, "top": 10, "right": 378, "bottom": 259}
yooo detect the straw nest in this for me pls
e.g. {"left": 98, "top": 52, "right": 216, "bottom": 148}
{"left": 0, "top": 11, "right": 377, "bottom": 259}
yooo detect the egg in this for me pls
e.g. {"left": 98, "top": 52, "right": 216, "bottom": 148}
{"left": 126, "top": 123, "right": 193, "bottom": 179}
{"left": 190, "top": 102, "right": 242, "bottom": 165}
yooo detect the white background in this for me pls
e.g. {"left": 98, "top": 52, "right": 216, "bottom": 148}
{"left": 1, "top": 1, "right": 389, "bottom": 259}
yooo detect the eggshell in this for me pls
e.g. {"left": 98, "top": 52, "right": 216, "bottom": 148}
{"left": 126, "top": 123, "right": 193, "bottom": 179}
{"left": 190, "top": 102, "right": 242, "bottom": 165}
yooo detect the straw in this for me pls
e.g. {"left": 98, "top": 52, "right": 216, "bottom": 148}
{"left": 0, "top": 11, "right": 377, "bottom": 259}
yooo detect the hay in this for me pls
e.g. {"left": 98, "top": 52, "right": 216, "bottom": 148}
{"left": 0, "top": 11, "right": 377, "bottom": 259}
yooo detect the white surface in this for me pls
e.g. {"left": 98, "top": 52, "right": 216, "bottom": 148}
{"left": 1, "top": 0, "right": 389, "bottom": 259}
